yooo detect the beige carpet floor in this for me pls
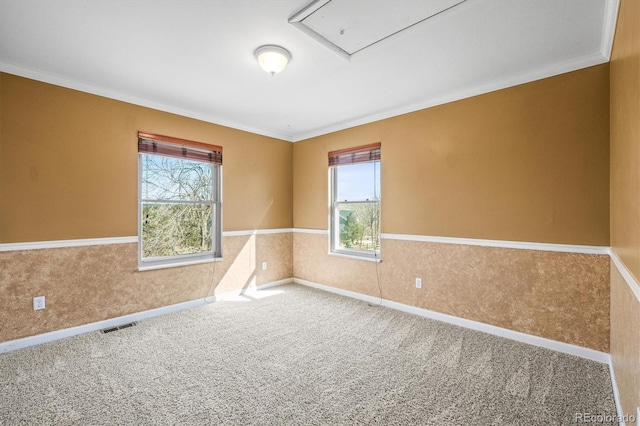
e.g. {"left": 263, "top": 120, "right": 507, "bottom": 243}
{"left": 0, "top": 284, "right": 616, "bottom": 425}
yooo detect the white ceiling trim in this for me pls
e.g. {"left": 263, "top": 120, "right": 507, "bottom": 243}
{"left": 0, "top": 0, "right": 619, "bottom": 144}
{"left": 291, "top": 51, "right": 608, "bottom": 142}
{"left": 601, "top": 0, "right": 620, "bottom": 60}
{"left": 0, "top": 49, "right": 608, "bottom": 145}
{"left": 291, "top": 0, "right": 619, "bottom": 142}
{"left": 0, "top": 61, "right": 295, "bottom": 142}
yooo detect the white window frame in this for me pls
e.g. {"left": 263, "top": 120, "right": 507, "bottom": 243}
{"left": 329, "top": 161, "right": 381, "bottom": 261}
{"left": 137, "top": 153, "right": 222, "bottom": 270}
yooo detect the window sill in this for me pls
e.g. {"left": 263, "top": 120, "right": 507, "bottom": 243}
{"left": 328, "top": 251, "right": 381, "bottom": 263}
{"left": 138, "top": 256, "right": 222, "bottom": 271}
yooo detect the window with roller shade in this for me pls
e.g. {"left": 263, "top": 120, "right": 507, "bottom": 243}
{"left": 329, "top": 143, "right": 381, "bottom": 259}
{"left": 138, "top": 132, "right": 222, "bottom": 268}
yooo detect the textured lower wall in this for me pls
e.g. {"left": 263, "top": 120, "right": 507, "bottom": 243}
{"left": 0, "top": 233, "right": 292, "bottom": 343}
{"left": 610, "top": 261, "right": 640, "bottom": 421}
{"left": 293, "top": 233, "right": 610, "bottom": 352}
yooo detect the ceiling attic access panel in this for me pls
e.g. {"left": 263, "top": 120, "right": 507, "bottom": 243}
{"left": 289, "top": 0, "right": 467, "bottom": 59}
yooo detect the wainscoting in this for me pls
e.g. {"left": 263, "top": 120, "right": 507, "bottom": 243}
{"left": 0, "top": 231, "right": 292, "bottom": 343}
{"left": 293, "top": 230, "right": 610, "bottom": 352}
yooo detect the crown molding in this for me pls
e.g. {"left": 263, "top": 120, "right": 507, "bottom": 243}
{"left": 0, "top": 62, "right": 294, "bottom": 143}
{"left": 601, "top": 0, "right": 620, "bottom": 61}
{"left": 290, "top": 52, "right": 608, "bottom": 142}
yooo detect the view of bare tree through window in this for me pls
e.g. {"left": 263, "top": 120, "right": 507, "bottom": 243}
{"left": 141, "top": 155, "right": 215, "bottom": 258}
{"left": 338, "top": 202, "right": 380, "bottom": 251}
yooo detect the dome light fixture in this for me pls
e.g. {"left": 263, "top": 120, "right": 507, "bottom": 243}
{"left": 254, "top": 45, "right": 291, "bottom": 76}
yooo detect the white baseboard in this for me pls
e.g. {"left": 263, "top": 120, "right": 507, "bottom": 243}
{"left": 204, "top": 278, "right": 293, "bottom": 303}
{"left": 0, "top": 273, "right": 624, "bottom": 419}
{"left": 293, "top": 278, "right": 610, "bottom": 364}
{"left": 256, "top": 277, "right": 294, "bottom": 290}
{"left": 0, "top": 298, "right": 204, "bottom": 354}
{"left": 0, "top": 278, "right": 293, "bottom": 355}
{"left": 608, "top": 359, "right": 626, "bottom": 426}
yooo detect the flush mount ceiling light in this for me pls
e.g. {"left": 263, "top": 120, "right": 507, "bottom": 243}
{"left": 254, "top": 45, "right": 291, "bottom": 75}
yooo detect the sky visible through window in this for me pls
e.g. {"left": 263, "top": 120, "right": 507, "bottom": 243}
{"left": 336, "top": 161, "right": 380, "bottom": 201}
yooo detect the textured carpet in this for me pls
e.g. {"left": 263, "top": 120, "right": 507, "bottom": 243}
{"left": 0, "top": 284, "right": 616, "bottom": 425}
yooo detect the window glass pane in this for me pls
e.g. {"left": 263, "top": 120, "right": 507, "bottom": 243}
{"left": 336, "top": 202, "right": 380, "bottom": 252}
{"left": 336, "top": 161, "right": 380, "bottom": 201}
{"left": 141, "top": 154, "right": 213, "bottom": 201}
{"left": 141, "top": 202, "right": 213, "bottom": 258}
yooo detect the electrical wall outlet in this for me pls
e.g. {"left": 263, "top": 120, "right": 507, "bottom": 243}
{"left": 415, "top": 278, "right": 422, "bottom": 289}
{"left": 33, "top": 296, "right": 46, "bottom": 310}
{"left": 262, "top": 261, "right": 267, "bottom": 271}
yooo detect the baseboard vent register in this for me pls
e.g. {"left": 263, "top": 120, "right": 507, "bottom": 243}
{"left": 100, "top": 322, "right": 137, "bottom": 334}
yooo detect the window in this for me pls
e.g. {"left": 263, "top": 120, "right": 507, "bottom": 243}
{"left": 138, "top": 132, "right": 222, "bottom": 268}
{"left": 329, "top": 143, "right": 381, "bottom": 259}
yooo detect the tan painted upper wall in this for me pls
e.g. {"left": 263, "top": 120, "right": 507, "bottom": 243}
{"left": 611, "top": 0, "right": 640, "bottom": 278}
{"left": 0, "top": 73, "right": 293, "bottom": 243}
{"left": 294, "top": 65, "right": 610, "bottom": 245}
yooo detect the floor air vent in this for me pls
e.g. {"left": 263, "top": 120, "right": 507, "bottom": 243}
{"left": 100, "top": 322, "right": 137, "bottom": 334}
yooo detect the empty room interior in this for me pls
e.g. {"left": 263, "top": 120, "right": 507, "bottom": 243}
{"left": 0, "top": 0, "right": 639, "bottom": 424}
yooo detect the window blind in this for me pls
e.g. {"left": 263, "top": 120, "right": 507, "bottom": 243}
{"left": 328, "top": 142, "right": 381, "bottom": 167}
{"left": 138, "top": 132, "right": 223, "bottom": 165}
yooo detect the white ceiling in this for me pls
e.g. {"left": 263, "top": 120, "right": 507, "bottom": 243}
{"left": 0, "top": 0, "right": 618, "bottom": 142}
{"left": 290, "top": 0, "right": 467, "bottom": 56}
